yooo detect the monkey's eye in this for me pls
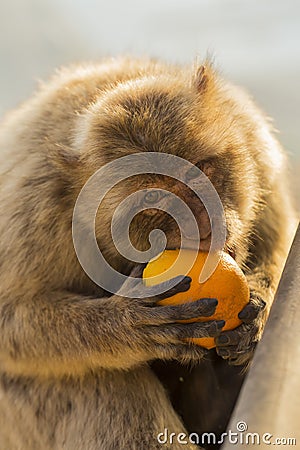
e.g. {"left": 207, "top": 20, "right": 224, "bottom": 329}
{"left": 143, "top": 190, "right": 161, "bottom": 205}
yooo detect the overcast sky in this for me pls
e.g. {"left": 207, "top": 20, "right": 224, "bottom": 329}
{"left": 0, "top": 0, "right": 299, "bottom": 171}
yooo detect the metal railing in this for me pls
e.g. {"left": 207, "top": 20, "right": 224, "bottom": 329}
{"left": 222, "top": 223, "right": 300, "bottom": 449}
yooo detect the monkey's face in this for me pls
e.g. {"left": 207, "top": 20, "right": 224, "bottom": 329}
{"left": 87, "top": 75, "right": 258, "bottom": 270}
{"left": 95, "top": 157, "right": 243, "bottom": 274}
{"left": 126, "top": 172, "right": 213, "bottom": 254}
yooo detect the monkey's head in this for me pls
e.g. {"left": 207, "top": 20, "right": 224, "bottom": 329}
{"left": 71, "top": 64, "right": 264, "bottom": 273}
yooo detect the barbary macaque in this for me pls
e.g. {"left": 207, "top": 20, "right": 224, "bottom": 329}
{"left": 0, "top": 57, "right": 296, "bottom": 450}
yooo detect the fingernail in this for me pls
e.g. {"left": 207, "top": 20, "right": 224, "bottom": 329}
{"left": 218, "top": 348, "right": 229, "bottom": 357}
{"left": 238, "top": 310, "right": 250, "bottom": 320}
{"left": 216, "top": 320, "right": 225, "bottom": 329}
{"left": 183, "top": 276, "right": 192, "bottom": 283}
{"left": 217, "top": 334, "right": 229, "bottom": 344}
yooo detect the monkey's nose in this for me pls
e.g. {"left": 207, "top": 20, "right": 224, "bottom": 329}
{"left": 199, "top": 235, "right": 212, "bottom": 251}
{"left": 181, "top": 233, "right": 212, "bottom": 251}
{"left": 181, "top": 216, "right": 211, "bottom": 241}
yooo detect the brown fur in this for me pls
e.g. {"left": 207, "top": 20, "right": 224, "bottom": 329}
{"left": 0, "top": 57, "right": 297, "bottom": 449}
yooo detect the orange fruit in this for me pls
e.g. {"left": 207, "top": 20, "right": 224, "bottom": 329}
{"left": 143, "top": 250, "right": 249, "bottom": 349}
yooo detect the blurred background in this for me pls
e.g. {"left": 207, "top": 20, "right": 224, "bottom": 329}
{"left": 0, "top": 0, "right": 299, "bottom": 209}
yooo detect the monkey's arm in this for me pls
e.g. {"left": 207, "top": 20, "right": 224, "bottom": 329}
{"left": 0, "top": 279, "right": 222, "bottom": 377}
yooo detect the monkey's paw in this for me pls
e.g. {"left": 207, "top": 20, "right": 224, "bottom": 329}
{"left": 214, "top": 293, "right": 266, "bottom": 366}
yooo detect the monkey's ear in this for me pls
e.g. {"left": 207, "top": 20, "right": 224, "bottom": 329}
{"left": 192, "top": 64, "right": 213, "bottom": 93}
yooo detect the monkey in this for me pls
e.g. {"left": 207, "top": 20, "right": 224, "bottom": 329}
{"left": 0, "top": 57, "right": 297, "bottom": 450}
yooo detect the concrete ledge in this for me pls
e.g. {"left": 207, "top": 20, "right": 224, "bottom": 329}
{"left": 222, "top": 223, "right": 300, "bottom": 449}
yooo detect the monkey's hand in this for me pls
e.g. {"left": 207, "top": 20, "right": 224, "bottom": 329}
{"left": 117, "top": 265, "right": 225, "bottom": 366}
{"left": 0, "top": 268, "right": 225, "bottom": 376}
{"left": 214, "top": 292, "right": 267, "bottom": 366}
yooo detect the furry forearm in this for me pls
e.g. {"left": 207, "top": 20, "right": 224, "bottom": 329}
{"left": 0, "top": 292, "right": 148, "bottom": 377}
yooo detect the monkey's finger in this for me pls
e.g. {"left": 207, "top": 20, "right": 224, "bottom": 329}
{"left": 183, "top": 319, "right": 225, "bottom": 338}
{"left": 215, "top": 322, "right": 258, "bottom": 347}
{"left": 250, "top": 292, "right": 267, "bottom": 308}
{"left": 145, "top": 275, "right": 191, "bottom": 300}
{"left": 137, "top": 298, "right": 218, "bottom": 325}
{"left": 216, "top": 325, "right": 245, "bottom": 347}
{"left": 163, "top": 297, "right": 218, "bottom": 320}
{"left": 238, "top": 298, "right": 266, "bottom": 323}
{"left": 142, "top": 320, "right": 225, "bottom": 344}
{"left": 238, "top": 304, "right": 259, "bottom": 323}
{"left": 156, "top": 276, "right": 191, "bottom": 299}
{"left": 216, "top": 345, "right": 239, "bottom": 359}
{"left": 123, "top": 275, "right": 190, "bottom": 302}
{"left": 228, "top": 345, "right": 256, "bottom": 366}
{"left": 118, "top": 264, "right": 156, "bottom": 297}
{"left": 216, "top": 345, "right": 255, "bottom": 366}
{"left": 215, "top": 329, "right": 239, "bottom": 347}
